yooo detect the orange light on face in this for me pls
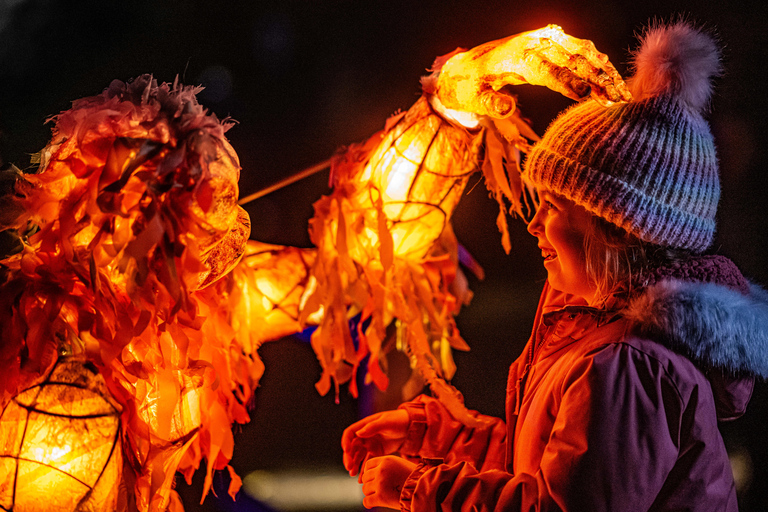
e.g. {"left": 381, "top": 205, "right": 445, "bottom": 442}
{"left": 0, "top": 358, "right": 122, "bottom": 512}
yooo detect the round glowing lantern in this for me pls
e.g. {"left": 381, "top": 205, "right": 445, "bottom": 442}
{"left": 341, "top": 95, "right": 482, "bottom": 263}
{"left": 0, "top": 358, "right": 122, "bottom": 512}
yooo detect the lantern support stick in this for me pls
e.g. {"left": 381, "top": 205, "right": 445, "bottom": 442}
{"left": 238, "top": 158, "right": 332, "bottom": 206}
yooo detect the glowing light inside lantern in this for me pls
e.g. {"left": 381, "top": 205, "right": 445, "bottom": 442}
{"left": 0, "top": 359, "right": 122, "bottom": 512}
{"left": 383, "top": 157, "right": 417, "bottom": 202}
{"left": 230, "top": 241, "right": 318, "bottom": 345}
{"left": 338, "top": 96, "right": 477, "bottom": 263}
{"left": 31, "top": 445, "right": 72, "bottom": 465}
{"left": 255, "top": 276, "right": 281, "bottom": 306}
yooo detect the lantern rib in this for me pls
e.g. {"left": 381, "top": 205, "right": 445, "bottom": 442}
{"left": 392, "top": 109, "right": 425, "bottom": 139}
{"left": 18, "top": 381, "right": 110, "bottom": 394}
{"left": 446, "top": 176, "right": 468, "bottom": 205}
{"left": 11, "top": 403, "right": 118, "bottom": 420}
{"left": 11, "top": 385, "right": 43, "bottom": 508}
{"left": 0, "top": 455, "right": 94, "bottom": 491}
{"left": 426, "top": 178, "right": 463, "bottom": 214}
{"left": 417, "top": 128, "right": 480, "bottom": 178}
{"left": 386, "top": 201, "right": 448, "bottom": 223}
{"left": 272, "top": 283, "right": 305, "bottom": 317}
{"left": 13, "top": 381, "right": 119, "bottom": 414}
{"left": 402, "top": 121, "right": 442, "bottom": 203}
{"left": 376, "top": 110, "right": 427, "bottom": 178}
{"left": 419, "top": 166, "right": 477, "bottom": 178}
{"left": 272, "top": 306, "right": 299, "bottom": 320}
{"left": 142, "top": 426, "right": 201, "bottom": 453}
{"left": 76, "top": 423, "right": 121, "bottom": 509}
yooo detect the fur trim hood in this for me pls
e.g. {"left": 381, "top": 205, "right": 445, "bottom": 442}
{"left": 624, "top": 279, "right": 768, "bottom": 379}
{"left": 623, "top": 278, "right": 768, "bottom": 419}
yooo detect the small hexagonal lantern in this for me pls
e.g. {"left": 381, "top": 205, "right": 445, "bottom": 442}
{"left": 0, "top": 358, "right": 122, "bottom": 511}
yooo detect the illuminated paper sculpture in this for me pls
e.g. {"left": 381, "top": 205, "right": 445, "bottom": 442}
{"left": 229, "top": 240, "right": 317, "bottom": 350}
{"left": 0, "top": 76, "right": 255, "bottom": 511}
{"left": 286, "top": 24, "right": 630, "bottom": 425}
{"left": 300, "top": 95, "right": 487, "bottom": 423}
{"left": 434, "top": 24, "right": 631, "bottom": 117}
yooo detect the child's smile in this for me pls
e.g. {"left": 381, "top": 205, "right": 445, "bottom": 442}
{"left": 527, "top": 190, "right": 598, "bottom": 303}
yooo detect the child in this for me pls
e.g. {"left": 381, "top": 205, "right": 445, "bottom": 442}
{"left": 342, "top": 21, "right": 768, "bottom": 511}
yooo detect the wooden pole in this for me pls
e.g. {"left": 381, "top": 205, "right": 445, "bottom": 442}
{"left": 238, "top": 158, "right": 332, "bottom": 206}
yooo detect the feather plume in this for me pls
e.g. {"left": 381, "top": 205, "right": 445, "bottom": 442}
{"left": 629, "top": 20, "right": 721, "bottom": 112}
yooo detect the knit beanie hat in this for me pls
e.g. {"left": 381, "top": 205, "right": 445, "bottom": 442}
{"left": 524, "top": 21, "right": 722, "bottom": 253}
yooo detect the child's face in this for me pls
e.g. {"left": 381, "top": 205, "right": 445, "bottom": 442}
{"left": 527, "top": 190, "right": 597, "bottom": 303}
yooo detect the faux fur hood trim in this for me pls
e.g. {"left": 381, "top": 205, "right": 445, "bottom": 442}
{"left": 623, "top": 279, "right": 768, "bottom": 379}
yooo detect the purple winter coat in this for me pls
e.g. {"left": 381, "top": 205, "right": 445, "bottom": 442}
{"left": 396, "top": 275, "right": 767, "bottom": 511}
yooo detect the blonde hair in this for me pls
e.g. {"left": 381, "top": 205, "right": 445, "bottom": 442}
{"left": 583, "top": 216, "right": 692, "bottom": 304}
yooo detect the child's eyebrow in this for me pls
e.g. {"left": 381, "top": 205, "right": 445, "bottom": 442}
{"left": 539, "top": 190, "right": 565, "bottom": 204}
{"left": 537, "top": 189, "right": 553, "bottom": 199}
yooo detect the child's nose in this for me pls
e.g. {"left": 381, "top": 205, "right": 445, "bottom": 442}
{"left": 527, "top": 208, "right": 543, "bottom": 237}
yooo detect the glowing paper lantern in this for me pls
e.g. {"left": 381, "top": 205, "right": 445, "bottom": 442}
{"left": 0, "top": 27, "right": 633, "bottom": 509}
{"left": 300, "top": 93, "right": 490, "bottom": 414}
{"left": 0, "top": 77, "right": 253, "bottom": 511}
{"left": 0, "top": 358, "right": 122, "bottom": 512}
{"left": 230, "top": 240, "right": 317, "bottom": 349}
{"left": 298, "top": 23, "right": 632, "bottom": 421}
{"left": 338, "top": 95, "right": 482, "bottom": 263}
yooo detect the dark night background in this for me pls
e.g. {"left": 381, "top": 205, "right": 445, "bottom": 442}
{"left": 1, "top": 0, "right": 766, "bottom": 510}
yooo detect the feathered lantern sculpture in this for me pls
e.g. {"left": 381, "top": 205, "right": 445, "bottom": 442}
{"left": 0, "top": 76, "right": 258, "bottom": 510}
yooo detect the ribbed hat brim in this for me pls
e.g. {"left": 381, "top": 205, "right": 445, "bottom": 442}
{"left": 524, "top": 95, "right": 719, "bottom": 252}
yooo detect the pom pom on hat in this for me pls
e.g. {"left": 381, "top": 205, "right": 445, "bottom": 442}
{"left": 629, "top": 21, "right": 722, "bottom": 111}
{"left": 524, "top": 20, "right": 723, "bottom": 252}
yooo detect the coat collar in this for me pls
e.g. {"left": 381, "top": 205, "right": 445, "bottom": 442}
{"left": 538, "top": 277, "right": 766, "bottom": 419}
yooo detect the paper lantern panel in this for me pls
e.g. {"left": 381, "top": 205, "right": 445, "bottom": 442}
{"left": 0, "top": 359, "right": 122, "bottom": 512}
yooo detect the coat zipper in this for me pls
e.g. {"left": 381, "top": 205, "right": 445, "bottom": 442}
{"left": 514, "top": 324, "right": 548, "bottom": 415}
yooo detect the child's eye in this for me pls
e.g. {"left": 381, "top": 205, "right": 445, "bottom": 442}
{"left": 534, "top": 197, "right": 557, "bottom": 214}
